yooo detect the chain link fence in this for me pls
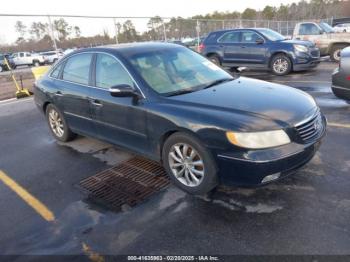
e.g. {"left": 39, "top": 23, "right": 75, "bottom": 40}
{"left": 0, "top": 14, "right": 334, "bottom": 53}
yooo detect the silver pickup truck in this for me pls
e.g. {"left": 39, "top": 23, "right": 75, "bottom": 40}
{"left": 11, "top": 52, "right": 45, "bottom": 67}
{"left": 293, "top": 22, "right": 350, "bottom": 62}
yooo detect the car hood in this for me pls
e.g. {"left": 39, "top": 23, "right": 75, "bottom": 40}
{"left": 168, "top": 77, "right": 317, "bottom": 129}
{"left": 281, "top": 39, "right": 316, "bottom": 47}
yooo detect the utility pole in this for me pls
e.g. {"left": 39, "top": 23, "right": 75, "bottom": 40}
{"left": 47, "top": 15, "right": 58, "bottom": 52}
{"left": 113, "top": 18, "right": 119, "bottom": 44}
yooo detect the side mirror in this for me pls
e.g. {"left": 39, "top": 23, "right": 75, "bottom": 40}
{"left": 237, "top": 66, "right": 248, "bottom": 73}
{"left": 256, "top": 38, "right": 264, "bottom": 44}
{"left": 109, "top": 84, "right": 140, "bottom": 98}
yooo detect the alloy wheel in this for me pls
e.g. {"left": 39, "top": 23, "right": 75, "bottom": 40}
{"left": 168, "top": 143, "right": 205, "bottom": 187}
{"left": 48, "top": 109, "right": 64, "bottom": 137}
{"left": 273, "top": 58, "right": 288, "bottom": 74}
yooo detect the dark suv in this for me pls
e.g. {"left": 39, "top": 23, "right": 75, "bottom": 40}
{"left": 199, "top": 28, "right": 320, "bottom": 75}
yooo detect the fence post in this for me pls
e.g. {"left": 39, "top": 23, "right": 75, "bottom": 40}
{"left": 222, "top": 20, "right": 225, "bottom": 29}
{"left": 47, "top": 15, "right": 58, "bottom": 51}
{"left": 113, "top": 18, "right": 119, "bottom": 44}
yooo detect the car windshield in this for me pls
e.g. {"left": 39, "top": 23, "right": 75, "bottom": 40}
{"left": 129, "top": 47, "right": 233, "bottom": 96}
{"left": 319, "top": 22, "right": 334, "bottom": 33}
{"left": 257, "top": 29, "right": 285, "bottom": 41}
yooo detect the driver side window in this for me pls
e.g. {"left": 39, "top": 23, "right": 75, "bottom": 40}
{"left": 95, "top": 54, "right": 134, "bottom": 89}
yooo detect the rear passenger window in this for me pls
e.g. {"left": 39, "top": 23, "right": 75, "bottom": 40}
{"left": 50, "top": 63, "right": 63, "bottom": 79}
{"left": 95, "top": 54, "right": 134, "bottom": 89}
{"left": 62, "top": 53, "right": 92, "bottom": 85}
{"left": 218, "top": 32, "right": 240, "bottom": 43}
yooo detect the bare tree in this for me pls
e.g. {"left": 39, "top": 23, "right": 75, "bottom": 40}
{"left": 15, "top": 21, "right": 27, "bottom": 38}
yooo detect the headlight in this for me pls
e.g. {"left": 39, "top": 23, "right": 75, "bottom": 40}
{"left": 226, "top": 130, "right": 291, "bottom": 149}
{"left": 294, "top": 44, "right": 308, "bottom": 53}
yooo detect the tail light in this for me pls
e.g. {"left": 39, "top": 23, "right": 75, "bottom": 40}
{"left": 346, "top": 76, "right": 350, "bottom": 81}
{"left": 198, "top": 43, "right": 205, "bottom": 53}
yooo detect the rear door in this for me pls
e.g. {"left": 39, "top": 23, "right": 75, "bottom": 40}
{"left": 89, "top": 53, "right": 148, "bottom": 153}
{"left": 239, "top": 30, "right": 268, "bottom": 66}
{"left": 217, "top": 31, "right": 242, "bottom": 64}
{"left": 56, "top": 53, "right": 94, "bottom": 135}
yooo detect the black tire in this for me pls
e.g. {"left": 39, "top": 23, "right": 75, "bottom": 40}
{"left": 208, "top": 54, "right": 221, "bottom": 66}
{"left": 270, "top": 54, "right": 292, "bottom": 76}
{"left": 330, "top": 44, "right": 347, "bottom": 62}
{"left": 33, "top": 60, "right": 40, "bottom": 67}
{"left": 162, "top": 132, "right": 218, "bottom": 195}
{"left": 45, "top": 104, "right": 76, "bottom": 142}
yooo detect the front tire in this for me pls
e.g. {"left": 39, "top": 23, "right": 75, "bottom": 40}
{"left": 271, "top": 54, "right": 292, "bottom": 76}
{"left": 162, "top": 132, "right": 218, "bottom": 195}
{"left": 46, "top": 104, "right": 76, "bottom": 142}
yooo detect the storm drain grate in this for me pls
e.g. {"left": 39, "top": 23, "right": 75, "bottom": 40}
{"left": 78, "top": 156, "right": 170, "bottom": 210}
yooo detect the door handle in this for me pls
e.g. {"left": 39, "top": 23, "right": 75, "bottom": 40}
{"left": 90, "top": 99, "right": 103, "bottom": 107}
{"left": 55, "top": 91, "right": 63, "bottom": 97}
{"left": 241, "top": 46, "right": 246, "bottom": 48}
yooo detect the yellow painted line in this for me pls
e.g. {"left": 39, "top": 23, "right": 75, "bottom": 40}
{"left": 31, "top": 66, "right": 50, "bottom": 80}
{"left": 82, "top": 242, "right": 104, "bottom": 262}
{"left": 328, "top": 122, "right": 350, "bottom": 129}
{"left": 0, "top": 170, "right": 55, "bottom": 222}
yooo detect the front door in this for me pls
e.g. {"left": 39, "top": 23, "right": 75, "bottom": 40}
{"left": 89, "top": 53, "right": 148, "bottom": 153}
{"left": 239, "top": 30, "right": 267, "bottom": 66}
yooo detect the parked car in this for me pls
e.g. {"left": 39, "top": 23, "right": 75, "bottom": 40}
{"left": 332, "top": 46, "right": 350, "bottom": 100}
{"left": 11, "top": 52, "right": 45, "bottom": 67}
{"left": 34, "top": 43, "right": 326, "bottom": 194}
{"left": 40, "top": 51, "right": 64, "bottom": 64}
{"left": 333, "top": 23, "right": 350, "bottom": 33}
{"left": 293, "top": 22, "right": 350, "bottom": 62}
{"left": 0, "top": 54, "right": 16, "bottom": 72}
{"left": 200, "top": 28, "right": 320, "bottom": 75}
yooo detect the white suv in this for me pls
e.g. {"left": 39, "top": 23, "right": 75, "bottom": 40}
{"left": 40, "top": 51, "right": 64, "bottom": 64}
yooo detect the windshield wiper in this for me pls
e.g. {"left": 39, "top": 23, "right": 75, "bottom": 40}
{"left": 165, "top": 88, "right": 197, "bottom": 97}
{"left": 202, "top": 78, "right": 234, "bottom": 90}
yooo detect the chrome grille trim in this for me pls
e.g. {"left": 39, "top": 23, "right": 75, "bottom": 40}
{"left": 295, "top": 110, "right": 323, "bottom": 142}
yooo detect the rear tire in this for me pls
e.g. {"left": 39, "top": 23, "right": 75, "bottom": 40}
{"left": 45, "top": 104, "right": 76, "bottom": 142}
{"left": 208, "top": 54, "right": 221, "bottom": 66}
{"left": 162, "top": 132, "right": 218, "bottom": 195}
{"left": 33, "top": 60, "right": 40, "bottom": 67}
{"left": 270, "top": 54, "right": 292, "bottom": 76}
{"left": 330, "top": 44, "right": 347, "bottom": 62}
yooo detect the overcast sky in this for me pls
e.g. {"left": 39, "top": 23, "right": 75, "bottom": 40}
{"left": 0, "top": 0, "right": 299, "bottom": 44}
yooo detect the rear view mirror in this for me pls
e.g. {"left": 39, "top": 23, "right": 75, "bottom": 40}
{"left": 109, "top": 84, "right": 140, "bottom": 98}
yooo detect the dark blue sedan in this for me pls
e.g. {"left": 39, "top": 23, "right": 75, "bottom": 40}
{"left": 34, "top": 43, "right": 326, "bottom": 194}
{"left": 200, "top": 28, "right": 320, "bottom": 75}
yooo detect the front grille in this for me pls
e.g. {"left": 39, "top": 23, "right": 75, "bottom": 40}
{"left": 295, "top": 111, "right": 323, "bottom": 142}
{"left": 310, "top": 49, "right": 320, "bottom": 58}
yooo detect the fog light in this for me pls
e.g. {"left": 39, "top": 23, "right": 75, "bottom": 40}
{"left": 261, "top": 173, "right": 281, "bottom": 183}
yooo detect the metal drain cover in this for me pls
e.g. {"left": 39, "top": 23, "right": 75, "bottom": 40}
{"left": 79, "top": 156, "right": 170, "bottom": 211}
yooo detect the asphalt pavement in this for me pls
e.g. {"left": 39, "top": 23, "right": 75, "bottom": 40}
{"left": 0, "top": 61, "right": 350, "bottom": 259}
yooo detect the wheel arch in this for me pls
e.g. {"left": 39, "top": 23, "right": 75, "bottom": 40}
{"left": 327, "top": 42, "right": 350, "bottom": 53}
{"left": 158, "top": 128, "right": 204, "bottom": 164}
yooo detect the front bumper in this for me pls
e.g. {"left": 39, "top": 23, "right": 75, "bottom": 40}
{"left": 215, "top": 117, "right": 326, "bottom": 187}
{"left": 293, "top": 50, "right": 320, "bottom": 71}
